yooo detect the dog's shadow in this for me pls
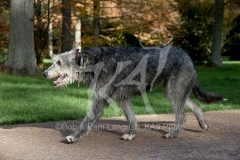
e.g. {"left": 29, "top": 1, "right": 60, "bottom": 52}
{"left": 1, "top": 119, "right": 201, "bottom": 144}
{"left": 100, "top": 120, "right": 171, "bottom": 137}
{"left": 56, "top": 119, "right": 201, "bottom": 140}
{"left": 56, "top": 119, "right": 173, "bottom": 144}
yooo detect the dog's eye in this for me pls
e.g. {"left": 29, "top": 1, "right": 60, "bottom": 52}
{"left": 56, "top": 61, "right": 61, "bottom": 66}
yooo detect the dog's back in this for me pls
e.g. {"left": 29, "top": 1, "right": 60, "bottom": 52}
{"left": 81, "top": 46, "right": 194, "bottom": 91}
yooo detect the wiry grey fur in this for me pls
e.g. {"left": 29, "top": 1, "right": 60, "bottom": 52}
{"left": 43, "top": 46, "right": 226, "bottom": 143}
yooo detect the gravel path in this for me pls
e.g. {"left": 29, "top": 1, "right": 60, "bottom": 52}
{"left": 0, "top": 110, "right": 240, "bottom": 160}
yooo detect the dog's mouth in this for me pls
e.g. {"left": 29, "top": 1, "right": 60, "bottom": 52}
{"left": 53, "top": 74, "right": 67, "bottom": 87}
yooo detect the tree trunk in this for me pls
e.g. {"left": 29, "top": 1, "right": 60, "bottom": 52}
{"left": 3, "top": 0, "right": 39, "bottom": 76}
{"left": 74, "top": 10, "right": 81, "bottom": 50}
{"left": 93, "top": 0, "right": 100, "bottom": 46}
{"left": 61, "top": 0, "right": 72, "bottom": 52}
{"left": 48, "top": 0, "right": 53, "bottom": 58}
{"left": 207, "top": 0, "right": 224, "bottom": 67}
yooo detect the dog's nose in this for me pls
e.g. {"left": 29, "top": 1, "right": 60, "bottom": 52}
{"left": 43, "top": 72, "right": 48, "bottom": 78}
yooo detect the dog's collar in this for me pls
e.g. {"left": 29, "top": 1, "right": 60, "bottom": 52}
{"left": 77, "top": 66, "right": 85, "bottom": 87}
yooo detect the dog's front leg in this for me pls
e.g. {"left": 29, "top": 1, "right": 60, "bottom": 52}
{"left": 65, "top": 99, "right": 108, "bottom": 143}
{"left": 118, "top": 99, "right": 138, "bottom": 141}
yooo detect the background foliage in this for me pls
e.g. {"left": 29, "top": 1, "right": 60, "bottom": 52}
{"left": 168, "top": 0, "right": 214, "bottom": 64}
{"left": 0, "top": 0, "right": 240, "bottom": 66}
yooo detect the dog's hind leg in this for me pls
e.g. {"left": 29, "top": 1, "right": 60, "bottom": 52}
{"left": 185, "top": 98, "right": 209, "bottom": 130}
{"left": 65, "top": 99, "right": 108, "bottom": 143}
{"left": 118, "top": 99, "right": 138, "bottom": 140}
{"left": 164, "top": 67, "right": 194, "bottom": 139}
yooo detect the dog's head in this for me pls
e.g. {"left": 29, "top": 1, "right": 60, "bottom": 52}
{"left": 43, "top": 49, "right": 84, "bottom": 88}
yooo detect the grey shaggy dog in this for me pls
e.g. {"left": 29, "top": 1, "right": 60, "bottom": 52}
{"left": 43, "top": 46, "right": 226, "bottom": 143}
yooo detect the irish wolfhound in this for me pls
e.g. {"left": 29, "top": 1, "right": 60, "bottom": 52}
{"left": 43, "top": 46, "right": 226, "bottom": 143}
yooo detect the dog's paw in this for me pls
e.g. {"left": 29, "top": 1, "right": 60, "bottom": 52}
{"left": 164, "top": 132, "right": 177, "bottom": 139}
{"left": 198, "top": 121, "right": 209, "bottom": 131}
{"left": 201, "top": 124, "right": 209, "bottom": 131}
{"left": 121, "top": 134, "right": 136, "bottom": 141}
{"left": 65, "top": 135, "right": 78, "bottom": 143}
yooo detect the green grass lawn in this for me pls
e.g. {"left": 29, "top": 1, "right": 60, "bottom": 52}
{"left": 0, "top": 61, "right": 239, "bottom": 125}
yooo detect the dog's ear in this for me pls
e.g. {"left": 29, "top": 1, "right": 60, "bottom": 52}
{"left": 71, "top": 49, "right": 79, "bottom": 59}
{"left": 73, "top": 49, "right": 84, "bottom": 66}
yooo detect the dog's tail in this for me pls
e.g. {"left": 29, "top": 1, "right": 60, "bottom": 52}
{"left": 192, "top": 83, "right": 227, "bottom": 103}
